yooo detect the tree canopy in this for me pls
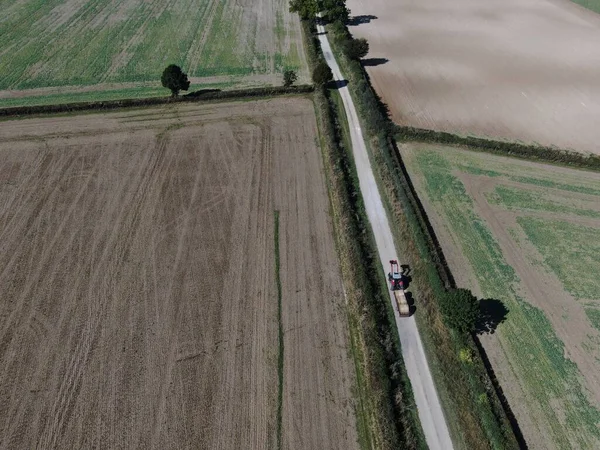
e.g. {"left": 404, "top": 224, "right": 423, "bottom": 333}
{"left": 161, "top": 65, "right": 190, "bottom": 97}
{"left": 289, "top": 0, "right": 318, "bottom": 20}
{"left": 343, "top": 38, "right": 369, "bottom": 60}
{"left": 439, "top": 288, "right": 480, "bottom": 334}
{"left": 312, "top": 60, "right": 333, "bottom": 86}
{"left": 283, "top": 70, "right": 298, "bottom": 87}
{"left": 321, "top": 0, "right": 350, "bottom": 22}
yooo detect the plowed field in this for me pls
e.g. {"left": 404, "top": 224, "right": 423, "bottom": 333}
{"left": 0, "top": 98, "right": 358, "bottom": 450}
{"left": 346, "top": 0, "right": 600, "bottom": 154}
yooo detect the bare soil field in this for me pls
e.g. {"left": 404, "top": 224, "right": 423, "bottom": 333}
{"left": 401, "top": 143, "right": 600, "bottom": 449}
{"left": 0, "top": 0, "right": 308, "bottom": 107}
{"left": 0, "top": 98, "right": 359, "bottom": 450}
{"left": 346, "top": 0, "right": 600, "bottom": 154}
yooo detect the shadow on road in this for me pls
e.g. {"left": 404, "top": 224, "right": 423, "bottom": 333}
{"left": 328, "top": 79, "right": 349, "bottom": 89}
{"left": 362, "top": 58, "right": 389, "bottom": 67}
{"left": 476, "top": 298, "right": 509, "bottom": 335}
{"left": 347, "top": 15, "right": 378, "bottom": 26}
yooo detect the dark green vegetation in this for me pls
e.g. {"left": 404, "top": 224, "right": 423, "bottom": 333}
{"left": 274, "top": 211, "right": 284, "bottom": 450}
{"left": 440, "top": 289, "right": 480, "bottom": 335}
{"left": 403, "top": 144, "right": 600, "bottom": 448}
{"left": 312, "top": 60, "right": 333, "bottom": 85}
{"left": 289, "top": 0, "right": 319, "bottom": 20}
{"left": 298, "top": 16, "right": 426, "bottom": 450}
{"left": 342, "top": 38, "right": 369, "bottom": 60}
{"left": 323, "top": 16, "right": 522, "bottom": 450}
{"left": 161, "top": 65, "right": 190, "bottom": 97}
{"left": 283, "top": 70, "right": 298, "bottom": 87}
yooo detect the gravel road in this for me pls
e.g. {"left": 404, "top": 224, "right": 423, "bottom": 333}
{"left": 316, "top": 19, "right": 454, "bottom": 450}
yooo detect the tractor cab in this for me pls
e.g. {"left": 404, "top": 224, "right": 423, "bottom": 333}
{"left": 388, "top": 260, "right": 404, "bottom": 290}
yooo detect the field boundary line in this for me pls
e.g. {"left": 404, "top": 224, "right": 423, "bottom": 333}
{"left": 395, "top": 125, "right": 600, "bottom": 172}
{"left": 274, "top": 210, "right": 284, "bottom": 450}
{"left": 0, "top": 85, "right": 314, "bottom": 119}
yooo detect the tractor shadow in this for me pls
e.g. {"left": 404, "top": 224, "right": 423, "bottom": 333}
{"left": 405, "top": 291, "right": 417, "bottom": 316}
{"left": 476, "top": 298, "right": 509, "bottom": 335}
{"left": 400, "top": 264, "right": 412, "bottom": 289}
{"left": 347, "top": 15, "right": 378, "bottom": 26}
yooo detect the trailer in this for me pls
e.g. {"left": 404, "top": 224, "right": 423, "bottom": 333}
{"left": 388, "top": 260, "right": 410, "bottom": 317}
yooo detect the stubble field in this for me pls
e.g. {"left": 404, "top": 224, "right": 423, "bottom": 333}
{"left": 0, "top": 98, "right": 359, "bottom": 450}
{"left": 401, "top": 143, "right": 600, "bottom": 449}
{"left": 0, "top": 0, "right": 307, "bottom": 107}
{"left": 345, "top": 0, "right": 600, "bottom": 154}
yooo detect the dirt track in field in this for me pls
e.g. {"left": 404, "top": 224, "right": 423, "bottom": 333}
{"left": 346, "top": 0, "right": 600, "bottom": 154}
{"left": 0, "top": 99, "right": 359, "bottom": 450}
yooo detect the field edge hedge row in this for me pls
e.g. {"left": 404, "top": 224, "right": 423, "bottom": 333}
{"left": 0, "top": 85, "right": 314, "bottom": 118}
{"left": 396, "top": 125, "right": 600, "bottom": 171}
{"left": 325, "top": 18, "right": 524, "bottom": 450}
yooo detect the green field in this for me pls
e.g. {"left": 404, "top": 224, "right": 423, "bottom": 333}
{"left": 401, "top": 143, "right": 600, "bottom": 449}
{"left": 0, "top": 0, "right": 306, "bottom": 106}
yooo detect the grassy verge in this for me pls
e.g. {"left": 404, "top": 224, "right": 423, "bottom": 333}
{"left": 301, "top": 18, "right": 426, "bottom": 449}
{"left": 325, "top": 20, "right": 522, "bottom": 450}
{"left": 274, "top": 210, "right": 284, "bottom": 450}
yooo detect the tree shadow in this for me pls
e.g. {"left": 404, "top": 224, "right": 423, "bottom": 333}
{"left": 327, "top": 79, "right": 349, "bottom": 89}
{"left": 476, "top": 298, "right": 509, "bottom": 335}
{"left": 184, "top": 88, "right": 221, "bottom": 98}
{"left": 362, "top": 58, "right": 389, "bottom": 67}
{"left": 347, "top": 15, "right": 378, "bottom": 26}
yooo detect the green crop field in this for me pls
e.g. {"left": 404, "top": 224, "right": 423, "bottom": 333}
{"left": 400, "top": 143, "right": 600, "bottom": 449}
{"left": 0, "top": 0, "right": 307, "bottom": 106}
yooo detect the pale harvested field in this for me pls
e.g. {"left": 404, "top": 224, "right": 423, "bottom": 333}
{"left": 401, "top": 143, "right": 600, "bottom": 449}
{"left": 0, "top": 98, "right": 358, "bottom": 450}
{"left": 0, "top": 0, "right": 308, "bottom": 106}
{"left": 346, "top": 0, "right": 600, "bottom": 154}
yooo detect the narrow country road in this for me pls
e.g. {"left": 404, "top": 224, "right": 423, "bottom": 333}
{"left": 316, "top": 20, "right": 454, "bottom": 450}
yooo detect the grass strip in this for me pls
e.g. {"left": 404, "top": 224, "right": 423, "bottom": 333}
{"left": 273, "top": 210, "right": 284, "bottom": 450}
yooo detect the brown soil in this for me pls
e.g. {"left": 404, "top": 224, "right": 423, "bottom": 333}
{"left": 0, "top": 98, "right": 359, "bottom": 450}
{"left": 346, "top": 0, "right": 600, "bottom": 154}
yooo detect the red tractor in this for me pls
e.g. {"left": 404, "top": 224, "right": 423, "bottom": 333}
{"left": 388, "top": 260, "right": 403, "bottom": 290}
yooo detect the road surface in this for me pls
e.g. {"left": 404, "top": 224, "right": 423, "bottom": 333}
{"left": 316, "top": 20, "right": 454, "bottom": 450}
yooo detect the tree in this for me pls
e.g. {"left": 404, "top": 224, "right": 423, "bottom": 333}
{"left": 161, "top": 65, "right": 190, "bottom": 97}
{"left": 283, "top": 70, "right": 298, "bottom": 87}
{"left": 343, "top": 37, "right": 369, "bottom": 60}
{"left": 312, "top": 60, "right": 333, "bottom": 86}
{"left": 289, "top": 0, "right": 318, "bottom": 20}
{"left": 439, "top": 288, "right": 480, "bottom": 334}
{"left": 322, "top": 0, "right": 350, "bottom": 22}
